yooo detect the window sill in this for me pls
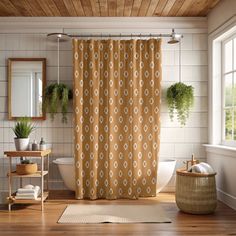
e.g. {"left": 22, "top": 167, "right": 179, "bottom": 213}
{"left": 203, "top": 144, "right": 236, "bottom": 158}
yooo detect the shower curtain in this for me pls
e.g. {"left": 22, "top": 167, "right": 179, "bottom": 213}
{"left": 73, "top": 38, "right": 161, "bottom": 199}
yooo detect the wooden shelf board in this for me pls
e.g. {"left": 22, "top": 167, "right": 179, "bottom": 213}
{"left": 8, "top": 171, "right": 48, "bottom": 178}
{"left": 9, "top": 191, "right": 49, "bottom": 204}
{"left": 4, "top": 149, "right": 51, "bottom": 157}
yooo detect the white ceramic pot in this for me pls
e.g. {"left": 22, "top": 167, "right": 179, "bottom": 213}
{"left": 14, "top": 138, "right": 29, "bottom": 151}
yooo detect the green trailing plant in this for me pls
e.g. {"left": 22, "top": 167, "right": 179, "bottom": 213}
{"left": 43, "top": 83, "right": 73, "bottom": 123}
{"left": 12, "top": 117, "right": 35, "bottom": 138}
{"left": 166, "top": 82, "right": 194, "bottom": 126}
{"left": 21, "top": 159, "right": 33, "bottom": 164}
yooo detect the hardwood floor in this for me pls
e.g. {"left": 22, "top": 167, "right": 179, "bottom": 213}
{"left": 0, "top": 191, "right": 235, "bottom": 236}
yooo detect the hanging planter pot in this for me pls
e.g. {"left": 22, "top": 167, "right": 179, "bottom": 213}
{"left": 167, "top": 82, "right": 194, "bottom": 126}
{"left": 166, "top": 38, "right": 194, "bottom": 126}
{"left": 45, "top": 33, "right": 72, "bottom": 123}
{"left": 43, "top": 83, "right": 73, "bottom": 123}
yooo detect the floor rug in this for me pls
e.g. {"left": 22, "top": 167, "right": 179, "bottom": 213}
{"left": 58, "top": 204, "right": 171, "bottom": 224}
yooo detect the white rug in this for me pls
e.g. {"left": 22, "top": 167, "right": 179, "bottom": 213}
{"left": 58, "top": 204, "right": 171, "bottom": 224}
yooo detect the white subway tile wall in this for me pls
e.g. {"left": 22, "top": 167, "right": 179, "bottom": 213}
{"left": 0, "top": 32, "right": 207, "bottom": 200}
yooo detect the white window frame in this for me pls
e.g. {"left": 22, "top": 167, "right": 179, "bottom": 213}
{"left": 222, "top": 33, "right": 236, "bottom": 146}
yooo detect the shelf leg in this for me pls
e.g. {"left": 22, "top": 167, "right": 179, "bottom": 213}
{"left": 8, "top": 203, "right": 11, "bottom": 212}
{"left": 41, "top": 156, "right": 44, "bottom": 211}
{"left": 47, "top": 154, "right": 49, "bottom": 191}
{"left": 8, "top": 157, "right": 12, "bottom": 212}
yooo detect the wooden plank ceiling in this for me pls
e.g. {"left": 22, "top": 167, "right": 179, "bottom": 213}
{"left": 0, "top": 0, "right": 221, "bottom": 17}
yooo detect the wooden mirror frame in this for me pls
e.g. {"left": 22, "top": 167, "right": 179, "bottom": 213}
{"left": 8, "top": 58, "right": 46, "bottom": 120}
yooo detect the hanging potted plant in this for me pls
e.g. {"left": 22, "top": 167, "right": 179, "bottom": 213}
{"left": 43, "top": 83, "right": 73, "bottom": 123}
{"left": 167, "top": 82, "right": 194, "bottom": 126}
{"left": 44, "top": 33, "right": 72, "bottom": 123}
{"left": 166, "top": 39, "right": 194, "bottom": 126}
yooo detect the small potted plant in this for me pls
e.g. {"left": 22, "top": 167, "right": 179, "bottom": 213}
{"left": 12, "top": 117, "right": 35, "bottom": 151}
{"left": 166, "top": 82, "right": 194, "bottom": 126}
{"left": 12, "top": 118, "right": 37, "bottom": 175}
{"left": 43, "top": 83, "right": 73, "bottom": 123}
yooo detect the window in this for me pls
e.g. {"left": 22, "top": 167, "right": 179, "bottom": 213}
{"left": 222, "top": 34, "right": 236, "bottom": 144}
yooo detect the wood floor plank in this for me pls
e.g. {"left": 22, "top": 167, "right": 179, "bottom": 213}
{"left": 0, "top": 191, "right": 235, "bottom": 236}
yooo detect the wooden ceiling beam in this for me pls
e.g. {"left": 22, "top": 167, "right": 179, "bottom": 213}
{"left": 0, "top": 0, "right": 222, "bottom": 17}
{"left": 117, "top": 0, "right": 125, "bottom": 16}
{"left": 0, "top": 0, "right": 21, "bottom": 16}
{"left": 9, "top": 0, "right": 32, "bottom": 16}
{"left": 35, "top": 0, "right": 54, "bottom": 16}
{"left": 176, "top": 0, "right": 194, "bottom": 16}
{"left": 71, "top": 0, "right": 85, "bottom": 16}
{"left": 25, "top": 0, "right": 46, "bottom": 16}
{"left": 146, "top": 0, "right": 160, "bottom": 16}
{"left": 167, "top": 0, "right": 185, "bottom": 16}
{"left": 90, "top": 0, "right": 100, "bottom": 16}
{"left": 80, "top": 0, "right": 93, "bottom": 16}
{"left": 131, "top": 0, "right": 142, "bottom": 16}
{"left": 99, "top": 0, "right": 108, "bottom": 16}
{"left": 108, "top": 0, "right": 117, "bottom": 16}
{"left": 124, "top": 0, "right": 133, "bottom": 17}
{"left": 52, "top": 0, "right": 70, "bottom": 16}
{"left": 161, "top": 0, "right": 176, "bottom": 16}
{"left": 138, "top": 0, "right": 151, "bottom": 16}
{"left": 154, "top": 0, "right": 168, "bottom": 16}
{"left": 63, "top": 0, "right": 78, "bottom": 16}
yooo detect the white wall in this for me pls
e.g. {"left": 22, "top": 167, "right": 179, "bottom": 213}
{"left": 208, "top": 0, "right": 236, "bottom": 34}
{"left": 207, "top": 0, "right": 236, "bottom": 210}
{"left": 0, "top": 17, "right": 208, "bottom": 202}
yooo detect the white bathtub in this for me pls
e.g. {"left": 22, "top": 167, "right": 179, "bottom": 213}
{"left": 53, "top": 158, "right": 176, "bottom": 193}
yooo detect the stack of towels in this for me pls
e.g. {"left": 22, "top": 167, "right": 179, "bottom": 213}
{"left": 188, "top": 162, "right": 215, "bottom": 174}
{"left": 15, "top": 184, "right": 41, "bottom": 200}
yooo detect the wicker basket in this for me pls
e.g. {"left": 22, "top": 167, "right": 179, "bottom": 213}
{"left": 16, "top": 163, "right": 38, "bottom": 175}
{"left": 176, "top": 169, "right": 217, "bottom": 214}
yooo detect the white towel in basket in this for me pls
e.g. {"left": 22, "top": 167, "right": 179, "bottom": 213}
{"left": 188, "top": 162, "right": 215, "bottom": 174}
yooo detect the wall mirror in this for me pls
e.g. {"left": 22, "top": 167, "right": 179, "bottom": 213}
{"left": 8, "top": 58, "right": 46, "bottom": 120}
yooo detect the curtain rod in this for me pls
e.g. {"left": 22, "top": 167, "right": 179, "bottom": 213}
{"left": 68, "top": 33, "right": 176, "bottom": 38}
{"left": 47, "top": 29, "right": 183, "bottom": 43}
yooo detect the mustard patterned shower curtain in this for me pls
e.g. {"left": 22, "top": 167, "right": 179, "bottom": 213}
{"left": 73, "top": 38, "right": 161, "bottom": 199}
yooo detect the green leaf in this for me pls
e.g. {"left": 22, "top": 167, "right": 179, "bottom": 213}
{"left": 166, "top": 82, "right": 194, "bottom": 126}
{"left": 12, "top": 117, "right": 35, "bottom": 138}
{"left": 43, "top": 83, "right": 72, "bottom": 123}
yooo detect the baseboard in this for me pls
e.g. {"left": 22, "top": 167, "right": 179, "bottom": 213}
{"left": 217, "top": 188, "right": 236, "bottom": 210}
{"left": 161, "top": 186, "right": 175, "bottom": 193}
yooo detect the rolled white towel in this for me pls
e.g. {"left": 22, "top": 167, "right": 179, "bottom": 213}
{"left": 188, "top": 162, "right": 215, "bottom": 174}
{"left": 199, "top": 162, "right": 215, "bottom": 174}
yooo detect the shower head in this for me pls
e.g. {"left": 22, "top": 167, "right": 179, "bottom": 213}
{"left": 168, "top": 29, "right": 182, "bottom": 44}
{"left": 47, "top": 33, "right": 70, "bottom": 42}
